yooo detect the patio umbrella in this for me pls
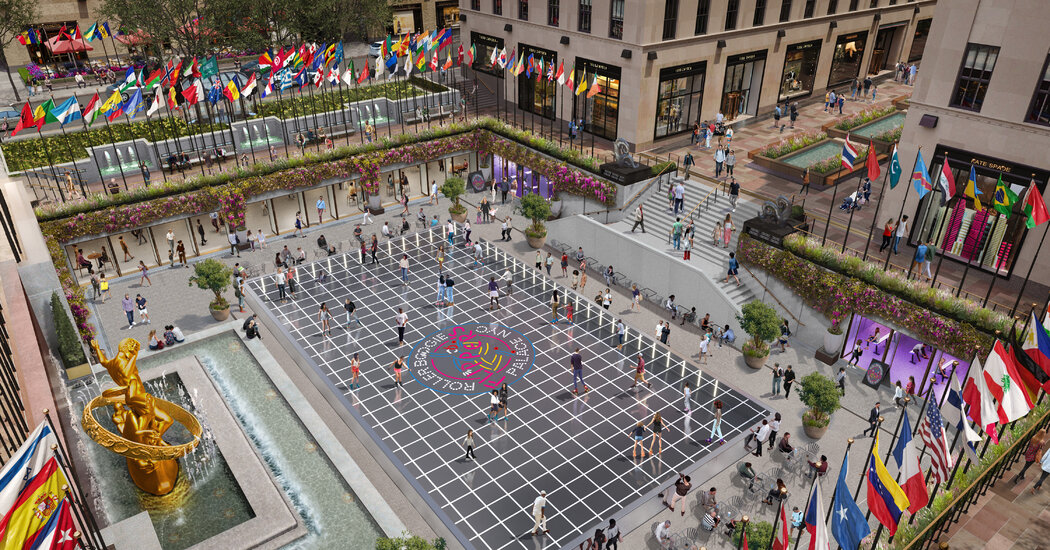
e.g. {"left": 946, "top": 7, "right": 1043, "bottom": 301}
{"left": 114, "top": 30, "right": 152, "bottom": 46}
{"left": 46, "top": 35, "right": 94, "bottom": 54}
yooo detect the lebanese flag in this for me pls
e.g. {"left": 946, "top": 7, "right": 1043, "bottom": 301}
{"left": 772, "top": 502, "right": 790, "bottom": 550}
{"left": 962, "top": 354, "right": 1000, "bottom": 441}
{"left": 984, "top": 340, "right": 1033, "bottom": 423}
{"left": 866, "top": 139, "right": 880, "bottom": 181}
{"left": 10, "top": 103, "right": 34, "bottom": 136}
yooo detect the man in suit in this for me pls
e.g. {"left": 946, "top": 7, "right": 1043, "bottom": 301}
{"left": 863, "top": 402, "right": 881, "bottom": 437}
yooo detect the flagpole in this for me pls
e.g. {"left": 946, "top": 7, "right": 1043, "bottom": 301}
{"left": 182, "top": 101, "right": 207, "bottom": 177}
{"left": 253, "top": 93, "right": 275, "bottom": 159}
{"left": 853, "top": 416, "right": 883, "bottom": 501}
{"left": 1013, "top": 224, "right": 1050, "bottom": 315}
{"left": 219, "top": 91, "right": 241, "bottom": 169}
{"left": 862, "top": 142, "right": 896, "bottom": 260}
{"left": 96, "top": 28, "right": 113, "bottom": 70}
{"left": 885, "top": 146, "right": 921, "bottom": 269}
{"left": 57, "top": 121, "right": 88, "bottom": 195}
{"left": 822, "top": 438, "right": 855, "bottom": 528}
{"left": 160, "top": 99, "right": 182, "bottom": 177}
{"left": 141, "top": 106, "right": 168, "bottom": 184}
{"left": 304, "top": 79, "right": 322, "bottom": 152}
{"left": 353, "top": 71, "right": 365, "bottom": 144}
{"left": 334, "top": 69, "right": 352, "bottom": 147}
{"left": 100, "top": 112, "right": 129, "bottom": 190}
{"left": 842, "top": 170, "right": 866, "bottom": 253}
{"left": 766, "top": 501, "right": 785, "bottom": 550}
{"left": 983, "top": 174, "right": 1032, "bottom": 306}
{"left": 238, "top": 91, "right": 257, "bottom": 164}
{"left": 821, "top": 166, "right": 842, "bottom": 246}
{"left": 33, "top": 124, "right": 67, "bottom": 202}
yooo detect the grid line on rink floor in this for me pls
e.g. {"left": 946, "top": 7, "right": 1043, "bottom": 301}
{"left": 246, "top": 226, "right": 770, "bottom": 550}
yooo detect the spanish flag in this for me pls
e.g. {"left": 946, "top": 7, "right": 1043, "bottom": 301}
{"left": 0, "top": 457, "right": 68, "bottom": 550}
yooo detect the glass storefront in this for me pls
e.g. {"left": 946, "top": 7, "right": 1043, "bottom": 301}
{"left": 828, "top": 31, "right": 868, "bottom": 87}
{"left": 471, "top": 32, "right": 504, "bottom": 77}
{"left": 392, "top": 8, "right": 421, "bottom": 35}
{"left": 493, "top": 155, "right": 553, "bottom": 198}
{"left": 720, "top": 50, "right": 766, "bottom": 120}
{"left": 572, "top": 58, "right": 621, "bottom": 140}
{"left": 868, "top": 24, "right": 902, "bottom": 75}
{"left": 437, "top": 1, "right": 461, "bottom": 26}
{"left": 912, "top": 146, "right": 1050, "bottom": 276}
{"left": 655, "top": 61, "right": 706, "bottom": 139}
{"left": 779, "top": 40, "right": 821, "bottom": 102}
{"left": 908, "top": 18, "right": 932, "bottom": 62}
{"left": 518, "top": 44, "right": 557, "bottom": 119}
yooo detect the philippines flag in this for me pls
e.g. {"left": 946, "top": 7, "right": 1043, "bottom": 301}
{"left": 1023, "top": 312, "right": 1050, "bottom": 375}
{"left": 840, "top": 133, "right": 858, "bottom": 171}
{"left": 892, "top": 411, "right": 930, "bottom": 513}
{"left": 804, "top": 477, "right": 831, "bottom": 550}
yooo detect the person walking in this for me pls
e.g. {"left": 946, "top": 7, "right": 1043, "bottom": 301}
{"left": 531, "top": 491, "right": 549, "bottom": 536}
{"left": 498, "top": 383, "right": 510, "bottom": 420}
{"left": 863, "top": 402, "right": 881, "bottom": 437}
{"left": 893, "top": 215, "right": 909, "bottom": 254}
{"left": 698, "top": 332, "right": 710, "bottom": 364}
{"left": 394, "top": 308, "right": 409, "bottom": 346}
{"left": 725, "top": 252, "right": 741, "bottom": 286}
{"left": 119, "top": 236, "right": 134, "bottom": 261}
{"left": 772, "top": 363, "right": 783, "bottom": 396}
{"left": 683, "top": 235, "right": 693, "bottom": 261}
{"left": 545, "top": 252, "right": 554, "bottom": 276}
{"left": 135, "top": 293, "right": 150, "bottom": 325}
{"left": 121, "top": 293, "right": 136, "bottom": 328}
{"left": 783, "top": 365, "right": 796, "bottom": 397}
{"left": 316, "top": 195, "right": 327, "bottom": 221}
{"left": 672, "top": 180, "right": 685, "bottom": 215}
{"left": 725, "top": 149, "right": 736, "bottom": 178}
{"left": 399, "top": 254, "right": 410, "bottom": 284}
{"left": 550, "top": 289, "right": 561, "bottom": 323}
{"left": 463, "top": 429, "right": 477, "bottom": 461}
{"left": 344, "top": 298, "right": 361, "bottom": 327}
{"left": 773, "top": 104, "right": 782, "bottom": 129}
{"left": 706, "top": 400, "right": 724, "bottom": 444}
{"left": 631, "top": 204, "right": 645, "bottom": 233}
{"left": 631, "top": 353, "right": 651, "bottom": 389}
{"left": 837, "top": 367, "right": 847, "bottom": 396}
{"left": 176, "top": 240, "right": 187, "bottom": 267}
{"left": 879, "top": 219, "right": 895, "bottom": 253}
{"left": 391, "top": 355, "right": 406, "bottom": 386}
{"left": 683, "top": 152, "right": 695, "bottom": 175}
{"left": 714, "top": 146, "right": 726, "bottom": 179}
{"left": 789, "top": 102, "right": 798, "bottom": 128}
{"left": 682, "top": 381, "right": 692, "bottom": 415}
{"left": 317, "top": 302, "right": 333, "bottom": 336}
{"left": 646, "top": 412, "right": 667, "bottom": 456}
{"left": 615, "top": 319, "right": 627, "bottom": 350}
{"left": 488, "top": 277, "right": 500, "bottom": 310}
{"left": 631, "top": 284, "right": 641, "bottom": 311}
{"left": 768, "top": 412, "right": 782, "bottom": 450}
{"left": 138, "top": 261, "right": 152, "bottom": 287}
{"left": 748, "top": 419, "right": 771, "bottom": 457}
{"left": 662, "top": 473, "right": 692, "bottom": 516}
{"left": 722, "top": 213, "right": 735, "bottom": 248}
{"left": 727, "top": 177, "right": 740, "bottom": 212}
{"left": 570, "top": 347, "right": 588, "bottom": 395}
{"left": 671, "top": 218, "right": 683, "bottom": 250}
{"left": 1013, "top": 429, "right": 1046, "bottom": 484}
{"left": 370, "top": 235, "right": 379, "bottom": 264}
{"left": 196, "top": 220, "right": 207, "bottom": 246}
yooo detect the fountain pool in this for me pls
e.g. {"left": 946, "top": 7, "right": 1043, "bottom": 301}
{"left": 852, "top": 112, "right": 905, "bottom": 140}
{"left": 782, "top": 140, "right": 843, "bottom": 168}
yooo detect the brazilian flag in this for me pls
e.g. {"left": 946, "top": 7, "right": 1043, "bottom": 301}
{"left": 992, "top": 174, "right": 1019, "bottom": 218}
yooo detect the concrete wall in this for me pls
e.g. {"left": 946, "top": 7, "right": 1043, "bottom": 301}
{"left": 546, "top": 214, "right": 744, "bottom": 336}
{"left": 741, "top": 262, "right": 833, "bottom": 352}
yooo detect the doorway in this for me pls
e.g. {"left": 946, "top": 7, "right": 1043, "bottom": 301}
{"left": 869, "top": 26, "right": 900, "bottom": 75}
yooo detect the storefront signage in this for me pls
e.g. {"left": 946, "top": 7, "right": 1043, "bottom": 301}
{"left": 839, "top": 33, "right": 861, "bottom": 42}
{"left": 727, "top": 50, "right": 768, "bottom": 65}
{"left": 520, "top": 44, "right": 557, "bottom": 62}
{"left": 936, "top": 144, "right": 1050, "bottom": 186}
{"left": 472, "top": 32, "right": 502, "bottom": 50}
{"left": 787, "top": 39, "right": 821, "bottom": 52}
{"left": 577, "top": 57, "right": 622, "bottom": 79}
{"left": 659, "top": 61, "right": 706, "bottom": 79}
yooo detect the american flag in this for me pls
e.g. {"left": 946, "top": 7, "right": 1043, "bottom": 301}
{"left": 919, "top": 399, "right": 954, "bottom": 484}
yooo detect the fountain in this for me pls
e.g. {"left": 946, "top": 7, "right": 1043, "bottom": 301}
{"left": 81, "top": 338, "right": 202, "bottom": 496}
{"left": 98, "top": 146, "right": 150, "bottom": 177}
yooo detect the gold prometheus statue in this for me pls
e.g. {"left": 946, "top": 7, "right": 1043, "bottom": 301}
{"left": 81, "top": 338, "right": 202, "bottom": 496}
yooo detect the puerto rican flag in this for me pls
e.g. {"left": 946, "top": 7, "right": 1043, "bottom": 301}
{"left": 841, "top": 133, "right": 859, "bottom": 171}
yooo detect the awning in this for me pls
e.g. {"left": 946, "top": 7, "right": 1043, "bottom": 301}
{"left": 114, "top": 30, "right": 152, "bottom": 46}
{"left": 46, "top": 36, "right": 93, "bottom": 54}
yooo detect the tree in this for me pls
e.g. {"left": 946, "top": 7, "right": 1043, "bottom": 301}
{"left": 0, "top": 0, "right": 40, "bottom": 101}
{"left": 50, "top": 292, "right": 87, "bottom": 368}
{"left": 98, "top": 0, "right": 223, "bottom": 58}
{"left": 798, "top": 372, "right": 842, "bottom": 428}
{"left": 519, "top": 193, "right": 551, "bottom": 238}
{"left": 441, "top": 176, "right": 466, "bottom": 215}
{"left": 187, "top": 258, "right": 233, "bottom": 310}
{"left": 736, "top": 300, "right": 781, "bottom": 356}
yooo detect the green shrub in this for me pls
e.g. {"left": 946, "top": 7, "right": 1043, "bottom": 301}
{"left": 758, "top": 131, "right": 827, "bottom": 159}
{"left": 650, "top": 161, "right": 677, "bottom": 176}
{"left": 519, "top": 193, "right": 551, "bottom": 235}
{"left": 798, "top": 372, "right": 841, "bottom": 426}
{"left": 50, "top": 292, "right": 87, "bottom": 368}
{"left": 833, "top": 105, "right": 899, "bottom": 131}
{"left": 731, "top": 520, "right": 774, "bottom": 548}
{"left": 441, "top": 176, "right": 466, "bottom": 209}
{"left": 736, "top": 301, "right": 781, "bottom": 354}
{"left": 188, "top": 258, "right": 233, "bottom": 310}
{"left": 376, "top": 535, "right": 447, "bottom": 550}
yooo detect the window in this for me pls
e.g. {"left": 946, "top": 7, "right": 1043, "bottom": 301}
{"left": 494, "top": 0, "right": 502, "bottom": 15}
{"left": 753, "top": 0, "right": 766, "bottom": 26}
{"left": 804, "top": 0, "right": 815, "bottom": 17}
{"left": 610, "top": 0, "right": 624, "bottom": 38}
{"left": 578, "top": 0, "right": 592, "bottom": 32}
{"left": 950, "top": 43, "right": 999, "bottom": 111}
{"left": 869, "top": 0, "right": 878, "bottom": 6}
{"left": 779, "top": 0, "right": 791, "bottom": 22}
{"left": 471, "top": 0, "right": 480, "bottom": 10}
{"left": 548, "top": 0, "right": 559, "bottom": 25}
{"left": 827, "top": 0, "right": 838, "bottom": 14}
{"left": 848, "top": 0, "right": 859, "bottom": 10}
{"left": 1027, "top": 55, "right": 1050, "bottom": 125}
{"left": 519, "top": 0, "right": 528, "bottom": 20}
{"left": 725, "top": 0, "right": 739, "bottom": 30}
{"left": 695, "top": 0, "right": 710, "bottom": 34}
{"left": 662, "top": 0, "right": 678, "bottom": 39}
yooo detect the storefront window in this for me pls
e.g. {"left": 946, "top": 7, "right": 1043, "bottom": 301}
{"left": 655, "top": 62, "right": 705, "bottom": 139}
{"left": 828, "top": 31, "right": 867, "bottom": 87}
{"left": 912, "top": 147, "right": 1050, "bottom": 277}
{"left": 779, "top": 40, "right": 820, "bottom": 102}
{"left": 518, "top": 45, "right": 557, "bottom": 119}
{"left": 439, "top": 3, "right": 461, "bottom": 26}
{"left": 908, "top": 18, "right": 931, "bottom": 62}
{"left": 392, "top": 10, "right": 418, "bottom": 35}
{"left": 493, "top": 155, "right": 553, "bottom": 198}
{"left": 869, "top": 25, "right": 901, "bottom": 75}
{"left": 572, "top": 58, "right": 621, "bottom": 140}
{"left": 720, "top": 50, "right": 766, "bottom": 120}
{"left": 471, "top": 32, "right": 504, "bottom": 77}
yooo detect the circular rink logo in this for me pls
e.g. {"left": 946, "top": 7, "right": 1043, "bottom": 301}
{"left": 409, "top": 323, "right": 535, "bottom": 395}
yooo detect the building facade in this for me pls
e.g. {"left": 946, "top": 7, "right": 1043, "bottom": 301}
{"left": 461, "top": 0, "right": 935, "bottom": 149}
{"left": 390, "top": 0, "right": 462, "bottom": 36}
{"left": 4, "top": 0, "right": 118, "bottom": 68}
{"left": 885, "top": 0, "right": 1050, "bottom": 296}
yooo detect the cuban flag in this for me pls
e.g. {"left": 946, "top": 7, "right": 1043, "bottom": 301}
{"left": 840, "top": 133, "right": 858, "bottom": 171}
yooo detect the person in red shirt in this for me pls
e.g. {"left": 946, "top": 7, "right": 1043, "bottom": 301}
{"left": 631, "top": 354, "right": 651, "bottom": 389}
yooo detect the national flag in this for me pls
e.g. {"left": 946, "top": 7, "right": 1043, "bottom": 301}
{"left": 512, "top": 51, "right": 524, "bottom": 76}
{"left": 167, "top": 86, "right": 179, "bottom": 110}
{"left": 0, "top": 457, "right": 68, "bottom": 547}
{"left": 199, "top": 56, "right": 219, "bottom": 79}
{"left": 866, "top": 435, "right": 910, "bottom": 535}
{"left": 918, "top": 397, "right": 954, "bottom": 486}
{"left": 332, "top": 42, "right": 344, "bottom": 66}
{"left": 888, "top": 143, "right": 902, "bottom": 189}
{"left": 1012, "top": 329, "right": 1050, "bottom": 400}
{"left": 165, "top": 59, "right": 183, "bottom": 87}
{"left": 100, "top": 22, "right": 112, "bottom": 38}
{"left": 566, "top": 64, "right": 575, "bottom": 90}
{"left": 771, "top": 502, "right": 789, "bottom": 550}
{"left": 457, "top": 45, "right": 464, "bottom": 66}
{"left": 829, "top": 450, "right": 870, "bottom": 550}
{"left": 404, "top": 52, "right": 413, "bottom": 77}
{"left": 261, "top": 75, "right": 274, "bottom": 99}
{"left": 489, "top": 45, "right": 498, "bottom": 66}
{"left": 741, "top": 528, "right": 749, "bottom": 550}
{"left": 182, "top": 79, "right": 205, "bottom": 105}
{"left": 120, "top": 88, "right": 145, "bottom": 119}
{"left": 1023, "top": 180, "right": 1050, "bottom": 228}
{"left": 0, "top": 423, "right": 56, "bottom": 514}
{"left": 546, "top": 60, "right": 555, "bottom": 81}
{"left": 576, "top": 71, "right": 588, "bottom": 96}
{"left": 142, "top": 68, "right": 164, "bottom": 90}
{"left": 416, "top": 49, "right": 427, "bottom": 71}
{"left": 498, "top": 48, "right": 508, "bottom": 69}
{"left": 313, "top": 67, "right": 324, "bottom": 87}
{"left": 804, "top": 477, "right": 831, "bottom": 550}
{"left": 190, "top": 56, "right": 202, "bottom": 78}
{"left": 555, "top": 61, "right": 565, "bottom": 85}
{"left": 259, "top": 50, "right": 274, "bottom": 70}
{"left": 22, "top": 496, "right": 76, "bottom": 550}
{"left": 241, "top": 73, "right": 258, "bottom": 97}
{"left": 357, "top": 61, "right": 370, "bottom": 84}
{"left": 429, "top": 51, "right": 438, "bottom": 71}
{"left": 1022, "top": 312, "right": 1050, "bottom": 376}
{"left": 912, "top": 149, "right": 933, "bottom": 199}
{"left": 984, "top": 340, "right": 1033, "bottom": 423}
{"left": 894, "top": 411, "right": 930, "bottom": 512}
{"left": 992, "top": 174, "right": 1018, "bottom": 218}
{"left": 33, "top": 99, "right": 57, "bottom": 127}
{"left": 439, "top": 29, "right": 452, "bottom": 52}
{"left": 207, "top": 82, "right": 222, "bottom": 104}
{"left": 525, "top": 54, "right": 534, "bottom": 78}
{"left": 327, "top": 66, "right": 339, "bottom": 85}
{"left": 380, "top": 38, "right": 389, "bottom": 60}
{"left": 69, "top": 24, "right": 83, "bottom": 41}
{"left": 83, "top": 93, "right": 102, "bottom": 125}
{"left": 388, "top": 53, "right": 400, "bottom": 74}
{"left": 937, "top": 157, "right": 957, "bottom": 206}
{"left": 145, "top": 87, "right": 162, "bottom": 117}
{"left": 467, "top": 44, "right": 476, "bottom": 66}
{"left": 49, "top": 96, "right": 82, "bottom": 125}
{"left": 443, "top": 52, "right": 453, "bottom": 70}
{"left": 15, "top": 32, "right": 27, "bottom": 46}
{"left": 224, "top": 77, "right": 240, "bottom": 101}
{"left": 587, "top": 74, "right": 601, "bottom": 98}
{"left": 962, "top": 354, "right": 1000, "bottom": 441}
{"left": 83, "top": 23, "right": 98, "bottom": 42}
{"left": 99, "top": 90, "right": 124, "bottom": 119}
{"left": 866, "top": 139, "right": 880, "bottom": 181}
{"left": 116, "top": 67, "right": 137, "bottom": 92}
{"left": 964, "top": 166, "right": 983, "bottom": 211}
{"left": 534, "top": 57, "right": 543, "bottom": 83}
{"left": 293, "top": 66, "right": 308, "bottom": 89}
{"left": 946, "top": 374, "right": 982, "bottom": 464}
{"left": 840, "top": 133, "right": 859, "bottom": 171}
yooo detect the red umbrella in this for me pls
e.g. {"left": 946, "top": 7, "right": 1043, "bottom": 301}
{"left": 46, "top": 35, "right": 94, "bottom": 54}
{"left": 114, "top": 30, "right": 152, "bottom": 46}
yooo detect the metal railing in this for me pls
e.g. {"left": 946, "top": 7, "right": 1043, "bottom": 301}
{"left": 738, "top": 263, "right": 806, "bottom": 327}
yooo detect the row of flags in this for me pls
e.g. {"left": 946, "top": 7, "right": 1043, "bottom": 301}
{"left": 0, "top": 423, "right": 79, "bottom": 549}
{"left": 486, "top": 44, "right": 603, "bottom": 98}
{"left": 17, "top": 22, "right": 113, "bottom": 45}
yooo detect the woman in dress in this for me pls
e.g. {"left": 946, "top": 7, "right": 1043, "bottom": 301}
{"left": 317, "top": 302, "right": 333, "bottom": 336}
{"left": 706, "top": 400, "right": 724, "bottom": 444}
{"left": 579, "top": 260, "right": 588, "bottom": 291}
{"left": 498, "top": 383, "right": 510, "bottom": 420}
{"left": 436, "top": 244, "right": 446, "bottom": 272}
{"left": 723, "top": 213, "right": 736, "bottom": 248}
{"left": 646, "top": 412, "right": 667, "bottom": 456}
{"left": 138, "top": 261, "right": 152, "bottom": 287}
{"left": 631, "top": 284, "right": 641, "bottom": 311}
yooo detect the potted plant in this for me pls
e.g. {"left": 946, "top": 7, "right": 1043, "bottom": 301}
{"left": 736, "top": 301, "right": 781, "bottom": 369}
{"left": 823, "top": 315, "right": 849, "bottom": 357}
{"left": 731, "top": 520, "right": 773, "bottom": 549}
{"left": 188, "top": 258, "right": 234, "bottom": 321}
{"left": 549, "top": 194, "right": 563, "bottom": 219}
{"left": 441, "top": 176, "right": 468, "bottom": 223}
{"left": 50, "top": 292, "right": 90, "bottom": 379}
{"left": 519, "top": 192, "right": 551, "bottom": 248}
{"left": 797, "top": 372, "right": 841, "bottom": 439}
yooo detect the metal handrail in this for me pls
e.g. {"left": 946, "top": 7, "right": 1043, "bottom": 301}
{"left": 739, "top": 263, "right": 806, "bottom": 327}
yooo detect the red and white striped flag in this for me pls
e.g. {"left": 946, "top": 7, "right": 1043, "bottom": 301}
{"left": 919, "top": 396, "right": 954, "bottom": 484}
{"left": 772, "top": 501, "right": 790, "bottom": 550}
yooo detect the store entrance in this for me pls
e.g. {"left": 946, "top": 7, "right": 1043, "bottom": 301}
{"left": 720, "top": 50, "right": 766, "bottom": 122}
{"left": 869, "top": 26, "right": 899, "bottom": 75}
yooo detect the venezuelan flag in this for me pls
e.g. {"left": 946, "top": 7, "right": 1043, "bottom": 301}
{"left": 0, "top": 457, "right": 67, "bottom": 550}
{"left": 866, "top": 436, "right": 910, "bottom": 535}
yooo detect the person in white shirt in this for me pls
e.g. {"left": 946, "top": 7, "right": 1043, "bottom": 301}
{"left": 654, "top": 520, "right": 672, "bottom": 547}
{"left": 604, "top": 519, "right": 622, "bottom": 550}
{"left": 749, "top": 420, "right": 771, "bottom": 457}
{"left": 446, "top": 220, "right": 456, "bottom": 246}
{"left": 531, "top": 491, "right": 548, "bottom": 536}
{"left": 382, "top": 222, "right": 392, "bottom": 239}
{"left": 228, "top": 232, "right": 240, "bottom": 257}
{"left": 893, "top": 215, "right": 909, "bottom": 254}
{"left": 394, "top": 308, "right": 409, "bottom": 346}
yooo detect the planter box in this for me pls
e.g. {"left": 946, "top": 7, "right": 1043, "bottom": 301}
{"left": 824, "top": 112, "right": 906, "bottom": 155}
{"left": 750, "top": 139, "right": 885, "bottom": 187}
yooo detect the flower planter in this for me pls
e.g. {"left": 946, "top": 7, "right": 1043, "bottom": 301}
{"left": 526, "top": 233, "right": 547, "bottom": 249}
{"left": 210, "top": 306, "right": 231, "bottom": 322}
{"left": 744, "top": 353, "right": 767, "bottom": 369}
{"left": 803, "top": 423, "right": 829, "bottom": 439}
{"left": 549, "top": 199, "right": 563, "bottom": 219}
{"left": 367, "top": 194, "right": 385, "bottom": 215}
{"left": 823, "top": 328, "right": 846, "bottom": 357}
